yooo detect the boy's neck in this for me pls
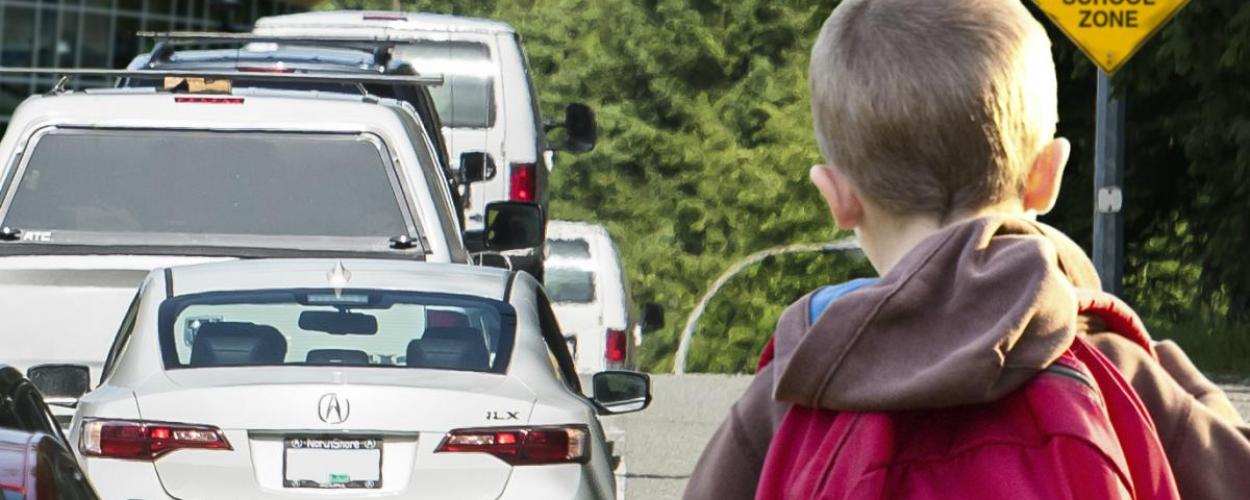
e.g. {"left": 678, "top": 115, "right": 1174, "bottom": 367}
{"left": 858, "top": 206, "right": 1028, "bottom": 275}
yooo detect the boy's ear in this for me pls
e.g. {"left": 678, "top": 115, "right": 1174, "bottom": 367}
{"left": 810, "top": 164, "right": 863, "bottom": 230}
{"left": 1022, "top": 138, "right": 1071, "bottom": 216}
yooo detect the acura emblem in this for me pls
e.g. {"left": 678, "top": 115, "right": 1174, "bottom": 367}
{"left": 317, "top": 393, "right": 350, "bottom": 424}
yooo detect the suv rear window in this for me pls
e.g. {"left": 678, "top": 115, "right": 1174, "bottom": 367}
{"left": 1, "top": 129, "right": 415, "bottom": 245}
{"left": 397, "top": 41, "right": 494, "bottom": 128}
{"left": 545, "top": 268, "right": 596, "bottom": 304}
{"left": 547, "top": 239, "right": 591, "bottom": 259}
{"left": 159, "top": 289, "right": 515, "bottom": 373}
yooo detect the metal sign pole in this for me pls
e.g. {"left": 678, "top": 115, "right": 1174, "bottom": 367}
{"left": 1093, "top": 70, "right": 1126, "bottom": 295}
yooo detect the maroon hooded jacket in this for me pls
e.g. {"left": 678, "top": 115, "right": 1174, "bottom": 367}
{"left": 683, "top": 216, "right": 1250, "bottom": 500}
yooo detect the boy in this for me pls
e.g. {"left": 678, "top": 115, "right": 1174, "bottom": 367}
{"left": 684, "top": 0, "right": 1250, "bottom": 498}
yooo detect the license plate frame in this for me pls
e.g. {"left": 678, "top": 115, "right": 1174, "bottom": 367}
{"left": 282, "top": 436, "right": 383, "bottom": 489}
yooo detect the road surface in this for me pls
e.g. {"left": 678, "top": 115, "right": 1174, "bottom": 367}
{"left": 611, "top": 374, "right": 1250, "bottom": 500}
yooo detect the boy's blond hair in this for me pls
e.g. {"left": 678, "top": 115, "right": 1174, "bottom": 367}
{"left": 810, "top": 0, "right": 1058, "bottom": 217}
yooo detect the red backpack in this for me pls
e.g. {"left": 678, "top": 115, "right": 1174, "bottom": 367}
{"left": 754, "top": 290, "right": 1180, "bottom": 500}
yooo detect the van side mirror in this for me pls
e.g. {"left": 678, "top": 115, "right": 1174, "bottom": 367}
{"left": 563, "top": 103, "right": 596, "bottom": 153}
{"left": 640, "top": 303, "right": 665, "bottom": 333}
{"left": 459, "top": 152, "right": 497, "bottom": 183}
{"left": 591, "top": 371, "right": 651, "bottom": 415}
{"left": 465, "top": 202, "right": 545, "bottom": 253}
{"left": 27, "top": 364, "right": 90, "bottom": 408}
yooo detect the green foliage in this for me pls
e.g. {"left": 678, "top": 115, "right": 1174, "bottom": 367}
{"left": 321, "top": 0, "right": 1249, "bottom": 373}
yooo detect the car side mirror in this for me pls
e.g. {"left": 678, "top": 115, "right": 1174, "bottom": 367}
{"left": 591, "top": 371, "right": 651, "bottom": 415}
{"left": 562, "top": 103, "right": 596, "bottom": 153}
{"left": 472, "top": 201, "right": 544, "bottom": 252}
{"left": 27, "top": 364, "right": 90, "bottom": 408}
{"left": 640, "top": 303, "right": 665, "bottom": 333}
{"left": 459, "top": 152, "right": 497, "bottom": 183}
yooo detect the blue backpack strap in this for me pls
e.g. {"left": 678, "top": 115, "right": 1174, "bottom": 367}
{"left": 810, "top": 278, "right": 878, "bottom": 325}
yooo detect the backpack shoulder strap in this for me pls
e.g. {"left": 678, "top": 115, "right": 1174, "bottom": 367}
{"left": 1075, "top": 288, "right": 1156, "bottom": 358}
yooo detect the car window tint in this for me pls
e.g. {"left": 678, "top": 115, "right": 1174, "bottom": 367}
{"left": 160, "top": 289, "right": 516, "bottom": 374}
{"left": 547, "top": 239, "right": 591, "bottom": 259}
{"left": 396, "top": 41, "right": 494, "bottom": 128}
{"left": 2, "top": 130, "right": 409, "bottom": 240}
{"left": 545, "top": 268, "right": 596, "bottom": 304}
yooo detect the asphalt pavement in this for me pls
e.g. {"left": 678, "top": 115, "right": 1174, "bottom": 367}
{"left": 614, "top": 374, "right": 1250, "bottom": 500}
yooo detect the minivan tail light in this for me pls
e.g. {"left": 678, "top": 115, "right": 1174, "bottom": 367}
{"left": 606, "top": 329, "right": 627, "bottom": 364}
{"left": 435, "top": 425, "right": 588, "bottom": 465}
{"left": 509, "top": 163, "right": 536, "bottom": 201}
{"left": 81, "top": 419, "right": 231, "bottom": 460}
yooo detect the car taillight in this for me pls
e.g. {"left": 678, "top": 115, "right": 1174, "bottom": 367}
{"left": 606, "top": 329, "right": 627, "bottom": 364}
{"left": 435, "top": 425, "right": 588, "bottom": 465}
{"left": 80, "top": 419, "right": 231, "bottom": 460}
{"left": 174, "top": 96, "right": 244, "bottom": 104}
{"left": 509, "top": 163, "right": 536, "bottom": 202}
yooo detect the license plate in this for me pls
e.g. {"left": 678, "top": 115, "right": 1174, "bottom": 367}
{"left": 283, "top": 436, "right": 382, "bottom": 489}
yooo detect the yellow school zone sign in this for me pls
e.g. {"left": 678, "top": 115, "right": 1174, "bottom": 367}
{"left": 1032, "top": 0, "right": 1192, "bottom": 73}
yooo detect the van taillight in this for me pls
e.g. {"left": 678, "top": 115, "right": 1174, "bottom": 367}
{"left": 509, "top": 163, "right": 536, "bottom": 202}
{"left": 436, "top": 425, "right": 588, "bottom": 465}
{"left": 606, "top": 329, "right": 627, "bottom": 364}
{"left": 80, "top": 419, "right": 231, "bottom": 460}
{"left": 174, "top": 96, "right": 244, "bottom": 104}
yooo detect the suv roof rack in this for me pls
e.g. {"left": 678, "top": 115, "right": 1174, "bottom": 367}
{"left": 137, "top": 31, "right": 402, "bottom": 67}
{"left": 137, "top": 31, "right": 404, "bottom": 44}
{"left": 0, "top": 67, "right": 442, "bottom": 94}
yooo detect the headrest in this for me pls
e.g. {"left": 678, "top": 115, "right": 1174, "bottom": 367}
{"left": 422, "top": 326, "right": 482, "bottom": 342}
{"left": 427, "top": 310, "right": 470, "bottom": 328}
{"left": 191, "top": 322, "right": 287, "bottom": 367}
{"left": 305, "top": 349, "right": 370, "bottom": 366}
{"left": 406, "top": 336, "right": 490, "bottom": 371}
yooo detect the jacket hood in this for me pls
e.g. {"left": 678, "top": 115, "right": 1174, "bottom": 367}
{"left": 773, "top": 216, "right": 1101, "bottom": 411}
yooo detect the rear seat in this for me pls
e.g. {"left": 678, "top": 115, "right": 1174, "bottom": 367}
{"left": 406, "top": 327, "right": 490, "bottom": 371}
{"left": 190, "top": 321, "right": 287, "bottom": 367}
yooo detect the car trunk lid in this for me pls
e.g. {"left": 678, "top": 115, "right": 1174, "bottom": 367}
{"left": 139, "top": 367, "right": 535, "bottom": 499}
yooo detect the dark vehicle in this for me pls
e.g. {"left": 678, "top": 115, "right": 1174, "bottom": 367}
{"left": 0, "top": 365, "right": 98, "bottom": 499}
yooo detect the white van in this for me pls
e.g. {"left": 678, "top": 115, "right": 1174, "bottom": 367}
{"left": 544, "top": 221, "right": 663, "bottom": 373}
{"left": 254, "top": 11, "right": 598, "bottom": 237}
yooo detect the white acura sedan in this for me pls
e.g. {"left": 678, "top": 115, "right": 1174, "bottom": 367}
{"left": 55, "top": 259, "right": 651, "bottom": 499}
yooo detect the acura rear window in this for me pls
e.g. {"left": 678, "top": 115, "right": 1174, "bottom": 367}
{"left": 159, "top": 289, "right": 516, "bottom": 374}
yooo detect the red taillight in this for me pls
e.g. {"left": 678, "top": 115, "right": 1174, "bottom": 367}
{"left": 606, "top": 329, "right": 627, "bottom": 364}
{"left": 509, "top": 163, "right": 536, "bottom": 202}
{"left": 80, "top": 419, "right": 231, "bottom": 460}
{"left": 174, "top": 96, "right": 244, "bottom": 104}
{"left": 435, "top": 425, "right": 588, "bottom": 465}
